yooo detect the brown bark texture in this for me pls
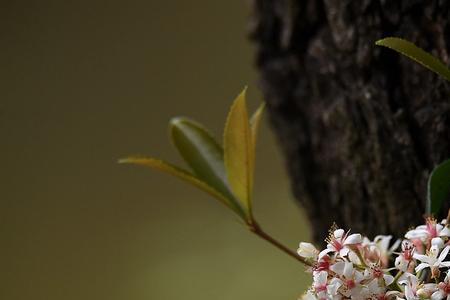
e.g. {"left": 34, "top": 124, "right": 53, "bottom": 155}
{"left": 249, "top": 0, "right": 450, "bottom": 245}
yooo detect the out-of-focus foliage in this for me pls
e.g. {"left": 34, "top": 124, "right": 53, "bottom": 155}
{"left": 376, "top": 37, "right": 450, "bottom": 81}
{"left": 427, "top": 160, "right": 450, "bottom": 216}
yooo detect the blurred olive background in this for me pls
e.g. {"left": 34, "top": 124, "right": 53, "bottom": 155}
{"left": 0, "top": 1, "right": 311, "bottom": 300}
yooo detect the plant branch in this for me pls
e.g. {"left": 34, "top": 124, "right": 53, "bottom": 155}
{"left": 248, "top": 221, "right": 313, "bottom": 266}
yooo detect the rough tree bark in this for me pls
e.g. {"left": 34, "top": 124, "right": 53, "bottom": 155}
{"left": 249, "top": 0, "right": 450, "bottom": 245}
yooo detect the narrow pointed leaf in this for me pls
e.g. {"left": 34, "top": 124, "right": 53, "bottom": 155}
{"left": 119, "top": 156, "right": 246, "bottom": 217}
{"left": 376, "top": 37, "right": 450, "bottom": 82}
{"left": 249, "top": 102, "right": 265, "bottom": 186}
{"left": 224, "top": 88, "right": 253, "bottom": 217}
{"left": 427, "top": 159, "right": 450, "bottom": 215}
{"left": 169, "top": 117, "right": 238, "bottom": 205}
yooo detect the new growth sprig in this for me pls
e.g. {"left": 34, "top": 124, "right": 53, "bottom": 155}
{"left": 121, "top": 37, "right": 450, "bottom": 299}
{"left": 119, "top": 89, "right": 310, "bottom": 265}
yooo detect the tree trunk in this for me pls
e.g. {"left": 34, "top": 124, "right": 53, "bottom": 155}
{"left": 249, "top": 0, "right": 450, "bottom": 245}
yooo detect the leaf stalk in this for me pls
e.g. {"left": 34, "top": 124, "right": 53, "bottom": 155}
{"left": 248, "top": 221, "right": 312, "bottom": 266}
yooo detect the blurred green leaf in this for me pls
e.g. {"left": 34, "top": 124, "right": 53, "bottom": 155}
{"left": 224, "top": 88, "right": 253, "bottom": 218}
{"left": 249, "top": 102, "right": 265, "bottom": 190}
{"left": 169, "top": 117, "right": 245, "bottom": 215}
{"left": 119, "top": 156, "right": 245, "bottom": 217}
{"left": 427, "top": 159, "right": 450, "bottom": 215}
{"left": 376, "top": 37, "right": 450, "bottom": 82}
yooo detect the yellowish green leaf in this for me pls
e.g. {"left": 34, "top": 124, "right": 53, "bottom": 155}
{"left": 118, "top": 156, "right": 246, "bottom": 217}
{"left": 249, "top": 102, "right": 265, "bottom": 181}
{"left": 223, "top": 88, "right": 253, "bottom": 218}
{"left": 376, "top": 37, "right": 450, "bottom": 82}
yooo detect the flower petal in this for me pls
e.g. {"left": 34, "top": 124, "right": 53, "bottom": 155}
{"left": 334, "top": 229, "right": 345, "bottom": 239}
{"left": 384, "top": 274, "right": 395, "bottom": 286}
{"left": 405, "top": 228, "right": 428, "bottom": 240}
{"left": 330, "top": 261, "right": 345, "bottom": 276}
{"left": 343, "top": 261, "right": 354, "bottom": 278}
{"left": 439, "top": 261, "right": 450, "bottom": 267}
{"left": 298, "top": 242, "right": 319, "bottom": 258}
{"left": 390, "top": 238, "right": 402, "bottom": 252}
{"left": 415, "top": 262, "right": 430, "bottom": 273}
{"left": 327, "top": 278, "right": 342, "bottom": 296}
{"left": 439, "top": 245, "right": 450, "bottom": 261}
{"left": 414, "top": 253, "right": 433, "bottom": 264}
{"left": 301, "top": 290, "right": 318, "bottom": 300}
{"left": 345, "top": 233, "right": 362, "bottom": 245}
{"left": 374, "top": 235, "right": 392, "bottom": 251}
{"left": 314, "top": 270, "right": 328, "bottom": 285}
{"left": 339, "top": 247, "right": 350, "bottom": 257}
{"left": 432, "top": 237, "right": 445, "bottom": 250}
{"left": 318, "top": 248, "right": 333, "bottom": 260}
{"left": 354, "top": 270, "right": 364, "bottom": 283}
{"left": 431, "top": 290, "right": 445, "bottom": 300}
{"left": 440, "top": 226, "right": 450, "bottom": 237}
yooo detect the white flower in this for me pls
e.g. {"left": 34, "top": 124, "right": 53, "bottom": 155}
{"left": 366, "top": 279, "right": 400, "bottom": 300}
{"left": 363, "top": 235, "right": 401, "bottom": 268}
{"left": 414, "top": 245, "right": 450, "bottom": 277}
{"left": 395, "top": 241, "right": 415, "bottom": 272}
{"left": 298, "top": 242, "right": 320, "bottom": 260}
{"left": 364, "top": 264, "right": 394, "bottom": 286}
{"left": 313, "top": 271, "right": 342, "bottom": 300}
{"left": 313, "top": 253, "right": 332, "bottom": 274}
{"left": 405, "top": 218, "right": 450, "bottom": 242}
{"left": 330, "top": 261, "right": 364, "bottom": 299}
{"left": 399, "top": 274, "right": 419, "bottom": 300}
{"left": 399, "top": 274, "right": 436, "bottom": 300}
{"left": 325, "top": 229, "right": 362, "bottom": 258}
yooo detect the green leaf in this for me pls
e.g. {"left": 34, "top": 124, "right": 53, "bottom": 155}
{"left": 119, "top": 156, "right": 245, "bottom": 217}
{"left": 169, "top": 117, "right": 245, "bottom": 216}
{"left": 223, "top": 88, "right": 253, "bottom": 218}
{"left": 249, "top": 102, "right": 265, "bottom": 187}
{"left": 376, "top": 37, "right": 450, "bottom": 82}
{"left": 427, "top": 159, "right": 450, "bottom": 215}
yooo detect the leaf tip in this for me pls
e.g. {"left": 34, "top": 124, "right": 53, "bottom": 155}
{"left": 118, "top": 157, "right": 131, "bottom": 164}
{"left": 375, "top": 37, "right": 396, "bottom": 47}
{"left": 169, "top": 116, "right": 183, "bottom": 126}
{"left": 240, "top": 85, "right": 248, "bottom": 98}
{"left": 168, "top": 116, "right": 186, "bottom": 144}
{"left": 229, "top": 87, "right": 249, "bottom": 113}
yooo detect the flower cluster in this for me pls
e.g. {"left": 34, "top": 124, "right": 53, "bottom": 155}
{"left": 298, "top": 218, "right": 450, "bottom": 300}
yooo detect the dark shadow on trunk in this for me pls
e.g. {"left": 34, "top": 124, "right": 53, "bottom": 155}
{"left": 249, "top": 0, "right": 450, "bottom": 244}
